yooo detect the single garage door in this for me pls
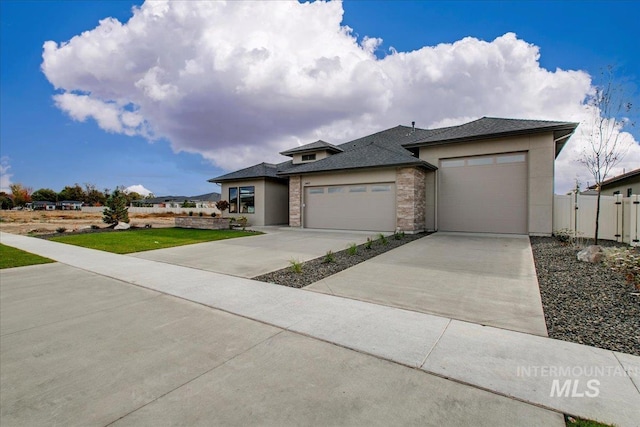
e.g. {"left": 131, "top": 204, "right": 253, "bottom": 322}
{"left": 304, "top": 183, "right": 396, "bottom": 231}
{"left": 438, "top": 153, "right": 528, "bottom": 234}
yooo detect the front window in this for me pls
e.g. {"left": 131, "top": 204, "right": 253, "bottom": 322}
{"left": 229, "top": 187, "right": 238, "bottom": 213}
{"left": 239, "top": 186, "right": 255, "bottom": 213}
{"left": 302, "top": 153, "right": 316, "bottom": 161}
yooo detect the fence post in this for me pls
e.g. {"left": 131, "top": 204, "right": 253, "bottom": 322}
{"left": 630, "top": 195, "right": 639, "bottom": 247}
{"left": 614, "top": 194, "right": 623, "bottom": 242}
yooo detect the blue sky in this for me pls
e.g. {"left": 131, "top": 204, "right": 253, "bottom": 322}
{"left": 1, "top": 0, "right": 638, "bottom": 197}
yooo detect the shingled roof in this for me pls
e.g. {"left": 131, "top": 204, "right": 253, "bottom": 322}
{"left": 209, "top": 162, "right": 285, "bottom": 183}
{"left": 208, "top": 117, "right": 578, "bottom": 181}
{"left": 278, "top": 139, "right": 435, "bottom": 176}
{"left": 279, "top": 140, "right": 344, "bottom": 156}
{"left": 403, "top": 117, "right": 578, "bottom": 148}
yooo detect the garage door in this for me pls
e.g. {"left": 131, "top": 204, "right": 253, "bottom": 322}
{"left": 438, "top": 153, "right": 527, "bottom": 234}
{"left": 304, "top": 183, "right": 396, "bottom": 231}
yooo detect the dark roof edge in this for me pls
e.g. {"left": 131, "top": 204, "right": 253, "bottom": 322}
{"left": 208, "top": 175, "right": 287, "bottom": 183}
{"left": 277, "top": 161, "right": 437, "bottom": 177}
{"left": 403, "top": 122, "right": 579, "bottom": 148}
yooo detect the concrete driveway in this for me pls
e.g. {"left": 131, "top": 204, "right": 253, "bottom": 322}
{"left": 1, "top": 263, "right": 562, "bottom": 426}
{"left": 130, "top": 227, "right": 376, "bottom": 278}
{"left": 307, "top": 232, "right": 548, "bottom": 336}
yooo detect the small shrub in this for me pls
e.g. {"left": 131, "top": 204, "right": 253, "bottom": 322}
{"left": 211, "top": 212, "right": 217, "bottom": 218}
{"left": 56, "top": 227, "right": 66, "bottom": 233}
{"left": 198, "top": 211, "right": 203, "bottom": 217}
{"left": 378, "top": 233, "right": 388, "bottom": 245}
{"left": 237, "top": 216, "right": 248, "bottom": 230}
{"left": 216, "top": 200, "right": 230, "bottom": 214}
{"left": 604, "top": 247, "right": 640, "bottom": 289}
{"left": 347, "top": 243, "right": 357, "bottom": 256}
{"left": 323, "top": 250, "right": 336, "bottom": 263}
{"left": 364, "top": 238, "right": 373, "bottom": 250}
{"left": 394, "top": 231, "right": 405, "bottom": 240}
{"left": 289, "top": 259, "right": 303, "bottom": 274}
{"left": 554, "top": 228, "right": 585, "bottom": 247}
{"left": 188, "top": 211, "right": 194, "bottom": 216}
{"left": 554, "top": 228, "right": 573, "bottom": 244}
{"left": 90, "top": 224, "right": 100, "bottom": 230}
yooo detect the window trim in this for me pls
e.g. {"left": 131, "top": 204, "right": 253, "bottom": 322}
{"left": 228, "top": 185, "right": 255, "bottom": 214}
{"left": 229, "top": 187, "right": 238, "bottom": 213}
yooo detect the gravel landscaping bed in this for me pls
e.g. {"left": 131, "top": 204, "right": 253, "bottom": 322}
{"left": 254, "top": 232, "right": 430, "bottom": 288}
{"left": 530, "top": 237, "right": 640, "bottom": 356}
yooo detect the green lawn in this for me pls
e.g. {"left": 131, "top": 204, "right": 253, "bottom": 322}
{"left": 565, "top": 416, "right": 614, "bottom": 427}
{"left": 49, "top": 228, "right": 260, "bottom": 254}
{"left": 0, "top": 243, "right": 54, "bottom": 269}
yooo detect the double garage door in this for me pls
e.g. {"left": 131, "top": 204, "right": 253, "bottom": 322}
{"left": 304, "top": 183, "right": 396, "bottom": 231}
{"left": 438, "top": 153, "right": 528, "bottom": 234}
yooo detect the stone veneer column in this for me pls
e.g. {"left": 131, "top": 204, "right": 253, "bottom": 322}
{"left": 396, "top": 167, "right": 426, "bottom": 232}
{"left": 289, "top": 175, "right": 302, "bottom": 227}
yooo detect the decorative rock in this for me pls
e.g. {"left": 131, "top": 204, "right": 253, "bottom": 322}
{"left": 114, "top": 222, "right": 131, "bottom": 230}
{"left": 577, "top": 245, "right": 604, "bottom": 263}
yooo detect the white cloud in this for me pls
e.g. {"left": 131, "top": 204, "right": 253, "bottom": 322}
{"left": 0, "top": 157, "right": 12, "bottom": 193}
{"left": 41, "top": 1, "right": 639, "bottom": 192}
{"left": 124, "top": 184, "right": 152, "bottom": 196}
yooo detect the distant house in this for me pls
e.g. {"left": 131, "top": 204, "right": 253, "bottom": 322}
{"left": 588, "top": 168, "right": 640, "bottom": 197}
{"left": 57, "top": 200, "right": 83, "bottom": 210}
{"left": 31, "top": 201, "right": 56, "bottom": 211}
{"left": 133, "top": 192, "right": 221, "bottom": 208}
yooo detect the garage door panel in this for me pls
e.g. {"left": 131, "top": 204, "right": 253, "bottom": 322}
{"left": 305, "top": 184, "right": 396, "bottom": 231}
{"left": 439, "top": 154, "right": 527, "bottom": 234}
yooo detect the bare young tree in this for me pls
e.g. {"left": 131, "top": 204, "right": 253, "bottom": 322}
{"left": 579, "top": 66, "right": 635, "bottom": 244}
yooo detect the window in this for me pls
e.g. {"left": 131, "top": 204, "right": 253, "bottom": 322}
{"left": 229, "top": 187, "right": 238, "bottom": 213}
{"left": 302, "top": 154, "right": 316, "bottom": 161}
{"left": 627, "top": 188, "right": 633, "bottom": 197}
{"left": 349, "top": 186, "right": 366, "bottom": 193}
{"left": 371, "top": 185, "right": 391, "bottom": 192}
{"left": 308, "top": 188, "right": 324, "bottom": 194}
{"left": 228, "top": 186, "right": 255, "bottom": 214}
{"left": 496, "top": 154, "right": 526, "bottom": 164}
{"left": 441, "top": 159, "right": 465, "bottom": 168}
{"left": 239, "top": 186, "right": 255, "bottom": 213}
{"left": 328, "top": 186, "right": 344, "bottom": 194}
{"left": 467, "top": 156, "right": 493, "bottom": 166}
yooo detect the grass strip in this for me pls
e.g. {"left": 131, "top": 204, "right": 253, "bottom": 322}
{"left": 0, "top": 243, "right": 54, "bottom": 269}
{"left": 50, "top": 228, "right": 260, "bottom": 254}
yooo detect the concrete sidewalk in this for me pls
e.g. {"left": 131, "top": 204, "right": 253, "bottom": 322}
{"left": 1, "top": 232, "right": 639, "bottom": 427}
{"left": 2, "top": 263, "right": 561, "bottom": 426}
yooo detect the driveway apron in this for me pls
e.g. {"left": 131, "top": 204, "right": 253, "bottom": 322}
{"left": 307, "top": 232, "right": 548, "bottom": 336}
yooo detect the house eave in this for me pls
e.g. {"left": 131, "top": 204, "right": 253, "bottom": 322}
{"left": 402, "top": 123, "right": 579, "bottom": 149}
{"left": 276, "top": 161, "right": 436, "bottom": 177}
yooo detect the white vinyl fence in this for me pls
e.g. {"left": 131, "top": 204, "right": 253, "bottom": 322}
{"left": 553, "top": 194, "right": 640, "bottom": 246}
{"left": 82, "top": 206, "right": 221, "bottom": 215}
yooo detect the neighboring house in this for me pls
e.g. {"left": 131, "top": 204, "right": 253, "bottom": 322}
{"left": 587, "top": 168, "right": 640, "bottom": 197}
{"left": 134, "top": 192, "right": 221, "bottom": 208}
{"left": 211, "top": 117, "right": 578, "bottom": 235}
{"left": 30, "top": 201, "right": 56, "bottom": 211}
{"left": 57, "top": 200, "right": 83, "bottom": 210}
